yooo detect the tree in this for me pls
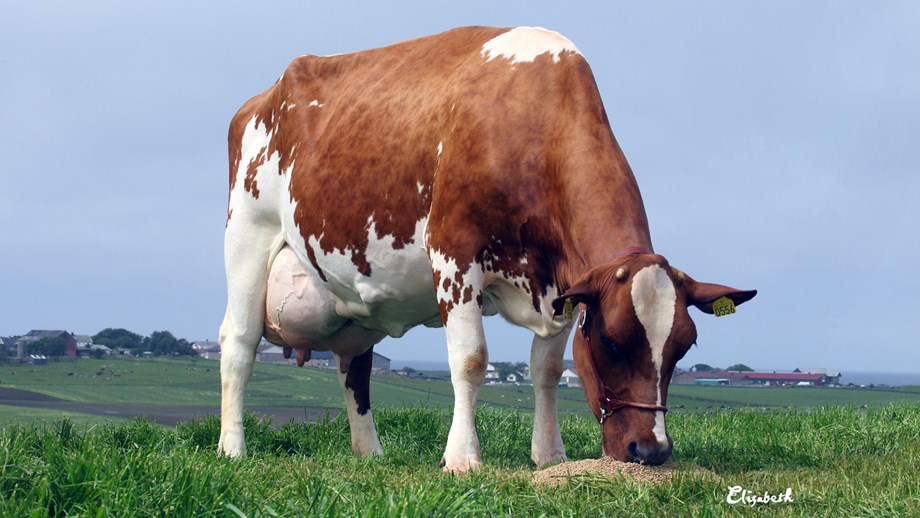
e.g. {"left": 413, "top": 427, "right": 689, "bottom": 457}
{"left": 690, "top": 363, "right": 718, "bottom": 373}
{"left": 93, "top": 328, "right": 143, "bottom": 352}
{"left": 726, "top": 363, "right": 753, "bottom": 372}
{"left": 28, "top": 337, "right": 67, "bottom": 358}
{"left": 142, "top": 331, "right": 195, "bottom": 356}
{"left": 492, "top": 361, "right": 528, "bottom": 381}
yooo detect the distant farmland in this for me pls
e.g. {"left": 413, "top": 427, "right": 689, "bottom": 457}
{"left": 1, "top": 357, "right": 918, "bottom": 427}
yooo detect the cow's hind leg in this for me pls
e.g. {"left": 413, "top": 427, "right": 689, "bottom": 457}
{"left": 530, "top": 325, "right": 572, "bottom": 467}
{"left": 332, "top": 330, "right": 385, "bottom": 456}
{"left": 218, "top": 230, "right": 284, "bottom": 457}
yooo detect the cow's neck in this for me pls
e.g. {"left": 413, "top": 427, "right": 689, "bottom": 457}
{"left": 557, "top": 142, "right": 653, "bottom": 289}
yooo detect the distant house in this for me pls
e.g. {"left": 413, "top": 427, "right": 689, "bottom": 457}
{"left": 73, "top": 335, "right": 93, "bottom": 348}
{"left": 371, "top": 352, "right": 390, "bottom": 372}
{"left": 561, "top": 367, "right": 581, "bottom": 388}
{"left": 73, "top": 335, "right": 112, "bottom": 358}
{"left": 794, "top": 368, "right": 842, "bottom": 386}
{"left": 192, "top": 341, "right": 222, "bottom": 360}
{"left": 485, "top": 363, "right": 499, "bottom": 380}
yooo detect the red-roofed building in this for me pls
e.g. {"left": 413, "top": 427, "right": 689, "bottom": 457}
{"left": 746, "top": 372, "right": 826, "bottom": 386}
{"left": 674, "top": 370, "right": 831, "bottom": 387}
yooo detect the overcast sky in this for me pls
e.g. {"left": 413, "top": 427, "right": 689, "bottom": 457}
{"left": 2, "top": 2, "right": 918, "bottom": 373}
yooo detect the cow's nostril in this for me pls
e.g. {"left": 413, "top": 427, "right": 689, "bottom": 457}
{"left": 636, "top": 443, "right": 672, "bottom": 465}
{"left": 627, "top": 441, "right": 639, "bottom": 462}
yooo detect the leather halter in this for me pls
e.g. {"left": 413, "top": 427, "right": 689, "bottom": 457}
{"left": 578, "top": 247, "right": 669, "bottom": 424}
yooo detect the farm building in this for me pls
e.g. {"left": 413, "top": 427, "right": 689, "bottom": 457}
{"left": 15, "top": 330, "right": 78, "bottom": 358}
{"left": 192, "top": 341, "right": 389, "bottom": 371}
{"left": 76, "top": 343, "right": 112, "bottom": 357}
{"left": 695, "top": 378, "right": 730, "bottom": 386}
{"left": 673, "top": 370, "right": 752, "bottom": 386}
{"left": 561, "top": 367, "right": 581, "bottom": 388}
{"left": 71, "top": 335, "right": 113, "bottom": 358}
{"left": 192, "top": 341, "right": 222, "bottom": 360}
{"left": 299, "top": 350, "right": 391, "bottom": 372}
{"left": 794, "top": 368, "right": 842, "bottom": 385}
{"left": 674, "top": 369, "right": 838, "bottom": 387}
{"left": 746, "top": 372, "right": 827, "bottom": 386}
{"left": 256, "top": 343, "right": 292, "bottom": 364}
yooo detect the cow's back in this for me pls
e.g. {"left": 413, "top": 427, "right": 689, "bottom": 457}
{"left": 227, "top": 26, "right": 613, "bottom": 336}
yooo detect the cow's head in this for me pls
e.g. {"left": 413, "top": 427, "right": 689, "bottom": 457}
{"left": 552, "top": 253, "right": 756, "bottom": 464}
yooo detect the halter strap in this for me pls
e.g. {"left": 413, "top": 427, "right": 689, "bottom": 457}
{"left": 579, "top": 305, "right": 668, "bottom": 424}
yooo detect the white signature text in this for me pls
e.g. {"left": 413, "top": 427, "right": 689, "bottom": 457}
{"left": 726, "top": 485, "right": 794, "bottom": 507}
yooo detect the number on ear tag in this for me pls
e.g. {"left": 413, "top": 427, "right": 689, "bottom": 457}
{"left": 712, "top": 296, "right": 736, "bottom": 317}
{"left": 563, "top": 299, "right": 574, "bottom": 320}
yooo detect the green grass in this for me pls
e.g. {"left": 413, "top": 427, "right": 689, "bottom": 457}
{"left": 3, "top": 358, "right": 917, "bottom": 421}
{"left": 1, "top": 404, "right": 917, "bottom": 516}
{"left": 666, "top": 384, "right": 920, "bottom": 409}
{"left": 0, "top": 405, "right": 115, "bottom": 430}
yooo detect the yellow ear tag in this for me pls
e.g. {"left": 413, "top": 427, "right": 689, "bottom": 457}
{"left": 712, "top": 296, "right": 736, "bottom": 317}
{"left": 563, "top": 299, "right": 574, "bottom": 320}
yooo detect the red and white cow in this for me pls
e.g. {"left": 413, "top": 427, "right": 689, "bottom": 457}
{"left": 219, "top": 26, "right": 756, "bottom": 471}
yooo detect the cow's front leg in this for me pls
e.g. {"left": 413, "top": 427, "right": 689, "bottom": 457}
{"left": 334, "top": 341, "right": 384, "bottom": 457}
{"left": 435, "top": 261, "right": 487, "bottom": 472}
{"left": 530, "top": 324, "right": 572, "bottom": 467}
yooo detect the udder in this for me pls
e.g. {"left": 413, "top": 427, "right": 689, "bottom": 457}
{"left": 264, "top": 245, "right": 345, "bottom": 349}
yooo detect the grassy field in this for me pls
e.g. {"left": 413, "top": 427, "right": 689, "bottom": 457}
{"left": 2, "top": 357, "right": 919, "bottom": 424}
{"left": 1, "top": 403, "right": 917, "bottom": 516}
{"left": 2, "top": 358, "right": 918, "bottom": 515}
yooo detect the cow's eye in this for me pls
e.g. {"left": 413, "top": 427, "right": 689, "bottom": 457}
{"left": 600, "top": 335, "right": 619, "bottom": 355}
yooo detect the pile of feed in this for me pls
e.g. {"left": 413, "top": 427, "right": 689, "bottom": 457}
{"left": 532, "top": 457, "right": 711, "bottom": 487}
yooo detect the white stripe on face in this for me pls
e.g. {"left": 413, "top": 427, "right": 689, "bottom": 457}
{"left": 630, "top": 264, "right": 676, "bottom": 445}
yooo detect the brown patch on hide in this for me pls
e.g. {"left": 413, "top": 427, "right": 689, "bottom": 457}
{"left": 463, "top": 353, "right": 486, "bottom": 378}
{"left": 227, "top": 26, "right": 654, "bottom": 303}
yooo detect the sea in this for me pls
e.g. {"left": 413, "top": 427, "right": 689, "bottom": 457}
{"left": 833, "top": 371, "right": 920, "bottom": 387}
{"left": 389, "top": 360, "right": 920, "bottom": 387}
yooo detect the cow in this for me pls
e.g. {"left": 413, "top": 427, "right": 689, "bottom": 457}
{"left": 218, "top": 26, "right": 756, "bottom": 472}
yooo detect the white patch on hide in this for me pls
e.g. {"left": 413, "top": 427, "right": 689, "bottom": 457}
{"left": 481, "top": 27, "right": 582, "bottom": 65}
{"left": 630, "top": 264, "right": 676, "bottom": 445}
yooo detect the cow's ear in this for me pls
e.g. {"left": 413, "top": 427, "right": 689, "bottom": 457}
{"left": 551, "top": 278, "right": 596, "bottom": 316}
{"left": 683, "top": 274, "right": 757, "bottom": 315}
